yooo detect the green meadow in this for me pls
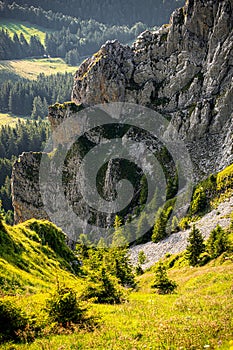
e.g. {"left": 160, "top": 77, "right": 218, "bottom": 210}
{"left": 0, "top": 19, "right": 53, "bottom": 45}
{"left": 0, "top": 217, "right": 232, "bottom": 350}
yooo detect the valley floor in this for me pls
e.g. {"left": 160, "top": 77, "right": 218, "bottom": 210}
{"left": 1, "top": 261, "right": 233, "bottom": 350}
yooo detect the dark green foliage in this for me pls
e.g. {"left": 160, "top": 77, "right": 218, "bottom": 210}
{"left": 152, "top": 206, "right": 173, "bottom": 243}
{"left": 0, "top": 72, "right": 73, "bottom": 116}
{"left": 47, "top": 286, "right": 86, "bottom": 326}
{"left": 151, "top": 262, "right": 177, "bottom": 294}
{"left": 138, "top": 250, "right": 147, "bottom": 265}
{"left": 76, "top": 235, "right": 135, "bottom": 304}
{"left": 207, "top": 225, "right": 230, "bottom": 259}
{"left": 135, "top": 250, "right": 147, "bottom": 275}
{"left": 0, "top": 299, "right": 28, "bottom": 342}
{"left": 136, "top": 212, "right": 149, "bottom": 241}
{"left": 135, "top": 264, "right": 144, "bottom": 276}
{"left": 81, "top": 267, "right": 125, "bottom": 304}
{"left": 1, "top": 0, "right": 184, "bottom": 28}
{"left": 185, "top": 226, "right": 205, "bottom": 266}
{"left": 190, "top": 187, "right": 207, "bottom": 216}
{"left": 0, "top": 29, "right": 45, "bottom": 60}
{"left": 171, "top": 216, "right": 179, "bottom": 233}
{"left": 108, "top": 247, "right": 136, "bottom": 288}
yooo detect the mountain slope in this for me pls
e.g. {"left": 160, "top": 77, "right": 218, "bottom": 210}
{"left": 0, "top": 219, "right": 79, "bottom": 294}
{"left": 11, "top": 0, "right": 233, "bottom": 239}
{"left": 4, "top": 0, "right": 185, "bottom": 26}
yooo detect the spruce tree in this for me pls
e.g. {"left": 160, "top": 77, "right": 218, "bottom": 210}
{"left": 151, "top": 261, "right": 177, "bottom": 294}
{"left": 207, "top": 225, "right": 230, "bottom": 258}
{"left": 186, "top": 225, "right": 205, "bottom": 266}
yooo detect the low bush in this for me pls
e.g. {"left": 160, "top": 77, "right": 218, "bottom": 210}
{"left": 46, "top": 286, "right": 86, "bottom": 327}
{"left": 0, "top": 299, "right": 29, "bottom": 343}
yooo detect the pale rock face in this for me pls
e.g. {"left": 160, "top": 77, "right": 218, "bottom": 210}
{"left": 71, "top": 0, "right": 233, "bottom": 177}
{"left": 12, "top": 0, "right": 233, "bottom": 226}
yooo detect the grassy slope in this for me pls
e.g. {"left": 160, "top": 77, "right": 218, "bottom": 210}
{"left": 0, "top": 19, "right": 53, "bottom": 45}
{"left": 0, "top": 58, "right": 77, "bottom": 80}
{"left": 1, "top": 261, "right": 232, "bottom": 349}
{"left": 0, "top": 219, "right": 232, "bottom": 349}
{"left": 0, "top": 113, "right": 28, "bottom": 126}
{"left": 0, "top": 219, "right": 80, "bottom": 295}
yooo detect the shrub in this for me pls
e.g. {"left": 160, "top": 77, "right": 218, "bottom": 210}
{"left": 81, "top": 267, "right": 126, "bottom": 304}
{"left": 138, "top": 250, "right": 147, "bottom": 265}
{"left": 179, "top": 217, "right": 190, "bottom": 231}
{"left": 152, "top": 206, "right": 172, "bottom": 243}
{"left": 46, "top": 286, "right": 86, "bottom": 327}
{"left": 151, "top": 262, "right": 177, "bottom": 294}
{"left": 190, "top": 186, "right": 207, "bottom": 215}
{"left": 0, "top": 299, "right": 28, "bottom": 343}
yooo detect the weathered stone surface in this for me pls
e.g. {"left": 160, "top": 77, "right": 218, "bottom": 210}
{"left": 71, "top": 0, "right": 233, "bottom": 177}
{"left": 12, "top": 152, "right": 49, "bottom": 223}
{"left": 12, "top": 0, "right": 233, "bottom": 227}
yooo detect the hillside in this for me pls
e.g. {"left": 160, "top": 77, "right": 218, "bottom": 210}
{"left": 0, "top": 219, "right": 80, "bottom": 294}
{"left": 0, "top": 217, "right": 232, "bottom": 349}
{"left": 0, "top": 58, "right": 77, "bottom": 80}
{"left": 130, "top": 163, "right": 233, "bottom": 268}
{"left": 0, "top": 18, "right": 53, "bottom": 44}
{"left": 3, "top": 0, "right": 185, "bottom": 26}
{"left": 130, "top": 196, "right": 233, "bottom": 269}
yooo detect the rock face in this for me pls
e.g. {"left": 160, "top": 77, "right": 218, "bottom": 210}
{"left": 72, "top": 0, "right": 233, "bottom": 177}
{"left": 12, "top": 0, "right": 233, "bottom": 231}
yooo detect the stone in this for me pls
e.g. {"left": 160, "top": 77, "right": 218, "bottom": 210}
{"left": 12, "top": 0, "right": 233, "bottom": 231}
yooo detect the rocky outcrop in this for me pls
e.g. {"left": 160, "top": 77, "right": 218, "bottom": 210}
{"left": 12, "top": 152, "right": 49, "bottom": 223}
{"left": 72, "top": 0, "right": 233, "bottom": 177}
{"left": 12, "top": 0, "right": 233, "bottom": 233}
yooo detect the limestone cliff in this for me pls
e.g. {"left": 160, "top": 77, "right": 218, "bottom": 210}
{"left": 12, "top": 0, "right": 233, "bottom": 232}
{"left": 72, "top": 0, "right": 233, "bottom": 176}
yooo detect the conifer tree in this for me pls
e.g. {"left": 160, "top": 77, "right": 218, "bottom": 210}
{"left": 207, "top": 225, "right": 230, "bottom": 258}
{"left": 186, "top": 225, "right": 205, "bottom": 266}
{"left": 151, "top": 261, "right": 177, "bottom": 294}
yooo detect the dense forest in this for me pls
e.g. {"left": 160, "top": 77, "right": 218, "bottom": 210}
{"left": 0, "top": 1, "right": 147, "bottom": 61}
{"left": 3, "top": 0, "right": 185, "bottom": 26}
{"left": 0, "top": 72, "right": 74, "bottom": 117}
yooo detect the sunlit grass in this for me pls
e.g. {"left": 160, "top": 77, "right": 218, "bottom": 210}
{"left": 0, "top": 58, "right": 77, "bottom": 80}
{"left": 0, "top": 19, "right": 53, "bottom": 45}
{"left": 1, "top": 259, "right": 232, "bottom": 349}
{"left": 0, "top": 113, "right": 28, "bottom": 126}
{"left": 0, "top": 217, "right": 232, "bottom": 349}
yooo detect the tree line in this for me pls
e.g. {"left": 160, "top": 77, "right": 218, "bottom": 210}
{"left": 0, "top": 1, "right": 147, "bottom": 62}
{"left": 0, "top": 72, "right": 73, "bottom": 117}
{"left": 3, "top": 0, "right": 185, "bottom": 26}
{"left": 0, "top": 29, "right": 45, "bottom": 60}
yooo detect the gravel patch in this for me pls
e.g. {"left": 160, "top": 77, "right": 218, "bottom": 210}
{"left": 129, "top": 196, "right": 233, "bottom": 269}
